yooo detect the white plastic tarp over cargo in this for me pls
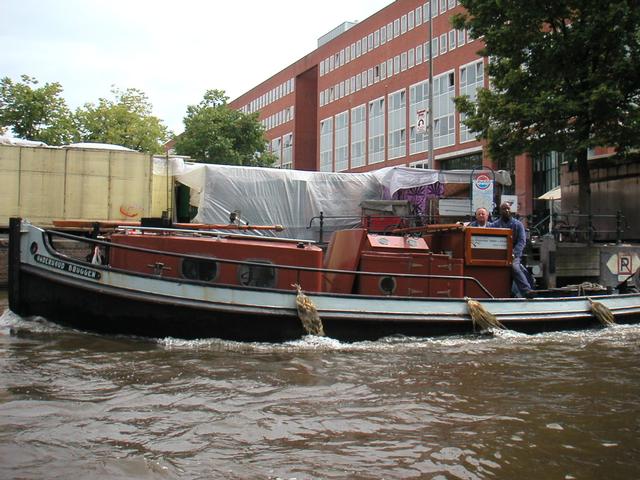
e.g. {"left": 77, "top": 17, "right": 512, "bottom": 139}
{"left": 172, "top": 162, "right": 383, "bottom": 240}
{"left": 160, "top": 160, "right": 512, "bottom": 241}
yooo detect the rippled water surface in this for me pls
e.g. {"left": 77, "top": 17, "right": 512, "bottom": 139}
{"left": 1, "top": 292, "right": 640, "bottom": 479}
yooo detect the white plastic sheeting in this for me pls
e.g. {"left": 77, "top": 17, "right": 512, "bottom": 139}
{"left": 176, "top": 163, "right": 383, "bottom": 240}
{"left": 154, "top": 159, "right": 513, "bottom": 241}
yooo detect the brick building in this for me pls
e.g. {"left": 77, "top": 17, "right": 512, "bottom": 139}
{"left": 228, "top": 0, "right": 559, "bottom": 219}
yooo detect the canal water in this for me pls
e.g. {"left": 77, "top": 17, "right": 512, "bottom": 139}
{"left": 1, "top": 291, "right": 639, "bottom": 479}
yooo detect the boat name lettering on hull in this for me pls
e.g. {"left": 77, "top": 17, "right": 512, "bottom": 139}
{"left": 35, "top": 254, "right": 101, "bottom": 280}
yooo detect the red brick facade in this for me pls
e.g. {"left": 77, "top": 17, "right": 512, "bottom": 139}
{"left": 228, "top": 0, "right": 535, "bottom": 216}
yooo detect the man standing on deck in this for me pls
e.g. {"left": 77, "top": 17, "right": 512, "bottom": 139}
{"left": 469, "top": 207, "right": 490, "bottom": 227}
{"left": 491, "top": 202, "right": 534, "bottom": 297}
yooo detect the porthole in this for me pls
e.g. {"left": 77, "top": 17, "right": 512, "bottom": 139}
{"left": 181, "top": 258, "right": 218, "bottom": 281}
{"left": 30, "top": 242, "right": 38, "bottom": 254}
{"left": 379, "top": 276, "right": 396, "bottom": 295}
{"left": 238, "top": 260, "right": 276, "bottom": 288}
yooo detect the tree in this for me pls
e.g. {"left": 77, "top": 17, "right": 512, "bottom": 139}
{"left": 76, "top": 87, "right": 169, "bottom": 153}
{"left": 0, "top": 74, "right": 76, "bottom": 144}
{"left": 175, "top": 89, "right": 277, "bottom": 167}
{"left": 453, "top": 0, "right": 640, "bottom": 218}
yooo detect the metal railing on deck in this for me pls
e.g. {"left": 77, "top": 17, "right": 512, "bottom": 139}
{"left": 43, "top": 227, "right": 494, "bottom": 298}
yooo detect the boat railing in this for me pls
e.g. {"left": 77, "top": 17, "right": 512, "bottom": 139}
{"left": 43, "top": 227, "right": 495, "bottom": 298}
{"left": 307, "top": 211, "right": 432, "bottom": 244}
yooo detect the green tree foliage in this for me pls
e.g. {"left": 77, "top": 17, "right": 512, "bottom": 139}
{"left": 175, "top": 89, "right": 277, "bottom": 166}
{"left": 0, "top": 74, "right": 75, "bottom": 144}
{"left": 75, "top": 87, "right": 169, "bottom": 153}
{"left": 453, "top": 0, "right": 640, "bottom": 215}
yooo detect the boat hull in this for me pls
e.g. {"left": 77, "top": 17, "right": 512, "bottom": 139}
{"left": 9, "top": 219, "right": 640, "bottom": 342}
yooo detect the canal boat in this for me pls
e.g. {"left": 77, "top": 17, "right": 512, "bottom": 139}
{"left": 8, "top": 217, "right": 640, "bottom": 342}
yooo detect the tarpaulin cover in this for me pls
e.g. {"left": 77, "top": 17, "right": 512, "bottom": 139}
{"left": 163, "top": 160, "right": 512, "bottom": 241}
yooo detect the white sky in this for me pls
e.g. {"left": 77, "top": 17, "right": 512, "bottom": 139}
{"left": 1, "top": 0, "right": 392, "bottom": 134}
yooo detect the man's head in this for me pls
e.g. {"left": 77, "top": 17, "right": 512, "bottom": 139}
{"left": 499, "top": 202, "right": 512, "bottom": 221}
{"left": 475, "top": 207, "right": 489, "bottom": 225}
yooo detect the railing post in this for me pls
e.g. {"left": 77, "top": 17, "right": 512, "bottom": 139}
{"left": 587, "top": 214, "right": 593, "bottom": 244}
{"left": 616, "top": 210, "right": 622, "bottom": 245}
{"left": 319, "top": 211, "right": 324, "bottom": 244}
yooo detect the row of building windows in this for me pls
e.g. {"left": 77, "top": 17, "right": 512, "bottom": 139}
{"left": 261, "top": 106, "right": 295, "bottom": 131}
{"left": 241, "top": 78, "right": 295, "bottom": 115}
{"left": 320, "top": 0, "right": 462, "bottom": 77}
{"left": 319, "top": 61, "right": 483, "bottom": 172}
{"left": 319, "top": 28, "right": 468, "bottom": 107}
{"left": 270, "top": 132, "right": 293, "bottom": 169}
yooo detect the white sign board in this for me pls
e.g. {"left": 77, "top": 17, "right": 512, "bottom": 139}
{"left": 606, "top": 252, "right": 640, "bottom": 281}
{"left": 416, "top": 109, "right": 427, "bottom": 134}
{"left": 470, "top": 235, "right": 508, "bottom": 250}
{"left": 471, "top": 173, "right": 494, "bottom": 214}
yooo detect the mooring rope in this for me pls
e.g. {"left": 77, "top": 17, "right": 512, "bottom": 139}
{"left": 293, "top": 284, "right": 325, "bottom": 336}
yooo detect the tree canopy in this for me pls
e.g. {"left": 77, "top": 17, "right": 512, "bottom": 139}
{"left": 75, "top": 87, "right": 169, "bottom": 153}
{"left": 453, "top": 0, "right": 640, "bottom": 214}
{"left": 0, "top": 74, "right": 75, "bottom": 145}
{"left": 0, "top": 75, "right": 169, "bottom": 153}
{"left": 174, "top": 89, "right": 277, "bottom": 167}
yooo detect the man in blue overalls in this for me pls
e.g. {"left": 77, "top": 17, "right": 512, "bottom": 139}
{"left": 491, "top": 202, "right": 534, "bottom": 297}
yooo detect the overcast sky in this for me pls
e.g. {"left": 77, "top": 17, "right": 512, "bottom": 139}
{"left": 2, "top": 0, "right": 392, "bottom": 134}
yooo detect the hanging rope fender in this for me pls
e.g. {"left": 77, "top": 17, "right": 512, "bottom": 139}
{"left": 465, "top": 297, "right": 506, "bottom": 332}
{"left": 588, "top": 297, "right": 616, "bottom": 327}
{"left": 293, "top": 284, "right": 325, "bottom": 336}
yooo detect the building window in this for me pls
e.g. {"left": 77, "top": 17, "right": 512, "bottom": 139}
{"left": 440, "top": 33, "right": 447, "bottom": 54}
{"left": 449, "top": 30, "right": 456, "bottom": 49}
{"left": 440, "top": 0, "right": 447, "bottom": 14}
{"left": 388, "top": 89, "right": 406, "bottom": 160}
{"left": 271, "top": 137, "right": 282, "bottom": 164}
{"left": 401, "top": 14, "right": 407, "bottom": 34}
{"left": 408, "top": 10, "right": 415, "bottom": 30}
{"left": 439, "top": 153, "right": 482, "bottom": 171}
{"left": 381, "top": 25, "right": 387, "bottom": 44}
{"left": 432, "top": 37, "right": 439, "bottom": 58}
{"left": 416, "top": 6, "right": 423, "bottom": 26}
{"left": 335, "top": 111, "right": 349, "bottom": 172}
{"left": 459, "top": 60, "right": 484, "bottom": 143}
{"left": 458, "top": 29, "right": 466, "bottom": 46}
{"left": 368, "top": 97, "right": 385, "bottom": 164}
{"left": 394, "top": 55, "right": 401, "bottom": 75}
{"left": 351, "top": 104, "right": 366, "bottom": 168}
{"left": 320, "top": 118, "right": 333, "bottom": 172}
{"left": 408, "top": 48, "right": 415, "bottom": 68}
{"left": 416, "top": 44, "right": 423, "bottom": 65}
{"left": 374, "top": 29, "right": 380, "bottom": 48}
{"left": 433, "top": 71, "right": 456, "bottom": 148}
{"left": 410, "top": 81, "right": 429, "bottom": 154}
{"left": 282, "top": 133, "right": 293, "bottom": 169}
{"left": 387, "top": 58, "right": 394, "bottom": 78}
{"left": 394, "top": 18, "right": 400, "bottom": 38}
{"left": 401, "top": 52, "right": 408, "bottom": 71}
{"left": 368, "top": 33, "right": 374, "bottom": 51}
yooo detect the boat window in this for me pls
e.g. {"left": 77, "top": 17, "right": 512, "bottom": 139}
{"left": 379, "top": 276, "right": 396, "bottom": 295}
{"left": 181, "top": 258, "right": 218, "bottom": 281}
{"left": 238, "top": 260, "right": 276, "bottom": 288}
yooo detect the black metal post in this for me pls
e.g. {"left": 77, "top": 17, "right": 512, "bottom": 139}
{"left": 616, "top": 210, "right": 622, "bottom": 245}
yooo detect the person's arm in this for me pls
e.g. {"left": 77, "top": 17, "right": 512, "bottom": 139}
{"left": 513, "top": 221, "right": 526, "bottom": 258}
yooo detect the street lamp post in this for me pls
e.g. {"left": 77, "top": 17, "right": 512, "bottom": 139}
{"left": 427, "top": 3, "right": 434, "bottom": 170}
